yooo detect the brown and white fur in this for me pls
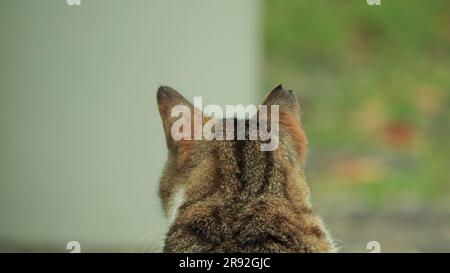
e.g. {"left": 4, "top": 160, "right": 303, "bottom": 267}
{"left": 156, "top": 85, "right": 335, "bottom": 252}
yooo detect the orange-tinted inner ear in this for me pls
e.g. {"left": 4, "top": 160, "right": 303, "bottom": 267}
{"left": 175, "top": 114, "right": 210, "bottom": 168}
{"left": 176, "top": 140, "right": 193, "bottom": 168}
{"left": 279, "top": 111, "right": 307, "bottom": 163}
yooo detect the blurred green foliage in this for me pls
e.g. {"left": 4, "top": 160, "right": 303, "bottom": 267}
{"left": 264, "top": 0, "right": 450, "bottom": 205}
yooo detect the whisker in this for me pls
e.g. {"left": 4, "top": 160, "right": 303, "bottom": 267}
{"left": 119, "top": 218, "right": 153, "bottom": 241}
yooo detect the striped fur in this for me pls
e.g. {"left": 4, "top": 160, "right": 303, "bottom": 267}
{"left": 157, "top": 85, "right": 335, "bottom": 253}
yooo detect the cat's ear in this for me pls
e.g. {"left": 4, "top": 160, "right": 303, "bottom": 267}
{"left": 259, "top": 84, "right": 307, "bottom": 161}
{"left": 157, "top": 86, "right": 203, "bottom": 153}
{"left": 261, "top": 84, "right": 300, "bottom": 118}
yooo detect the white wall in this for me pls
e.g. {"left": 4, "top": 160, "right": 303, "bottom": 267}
{"left": 0, "top": 0, "right": 260, "bottom": 251}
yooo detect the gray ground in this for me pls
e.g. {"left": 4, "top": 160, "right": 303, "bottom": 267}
{"left": 317, "top": 200, "right": 450, "bottom": 253}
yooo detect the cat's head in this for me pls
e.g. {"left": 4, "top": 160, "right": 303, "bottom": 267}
{"left": 157, "top": 85, "right": 307, "bottom": 161}
{"left": 156, "top": 85, "right": 309, "bottom": 215}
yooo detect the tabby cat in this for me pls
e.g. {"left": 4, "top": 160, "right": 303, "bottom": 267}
{"left": 157, "top": 85, "right": 335, "bottom": 252}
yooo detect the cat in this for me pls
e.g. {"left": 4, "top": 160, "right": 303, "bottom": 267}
{"left": 156, "top": 85, "right": 335, "bottom": 252}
